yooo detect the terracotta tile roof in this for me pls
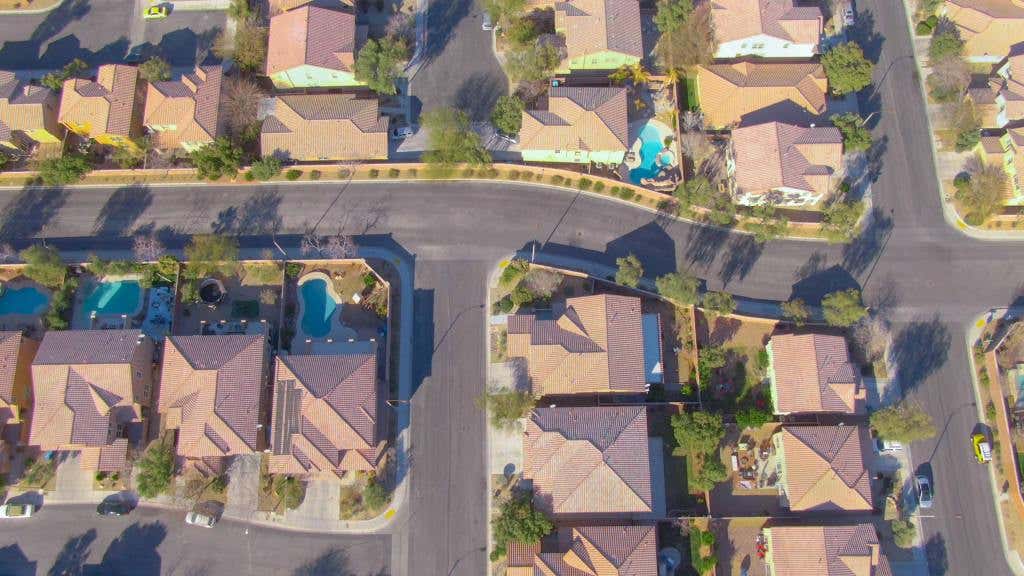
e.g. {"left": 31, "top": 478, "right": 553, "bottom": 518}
{"left": 507, "top": 525, "right": 657, "bottom": 575}
{"left": 79, "top": 439, "right": 129, "bottom": 472}
{"left": 260, "top": 93, "right": 388, "bottom": 161}
{"left": 268, "top": 351, "right": 384, "bottom": 476}
{"left": 731, "top": 121, "right": 842, "bottom": 202}
{"left": 0, "top": 72, "right": 58, "bottom": 143}
{"left": 267, "top": 5, "right": 357, "bottom": 76}
{"left": 159, "top": 335, "right": 267, "bottom": 460}
{"left": 944, "top": 0, "right": 1024, "bottom": 60}
{"left": 0, "top": 331, "right": 25, "bottom": 406}
{"left": 711, "top": 0, "right": 823, "bottom": 47}
{"left": 520, "top": 87, "right": 629, "bottom": 154}
{"left": 554, "top": 0, "right": 643, "bottom": 64}
{"left": 780, "top": 425, "right": 873, "bottom": 512}
{"left": 508, "top": 294, "right": 645, "bottom": 396}
{"left": 59, "top": 64, "right": 140, "bottom": 137}
{"left": 769, "top": 333, "right": 863, "bottom": 414}
{"left": 767, "top": 524, "right": 893, "bottom": 576}
{"left": 143, "top": 66, "right": 223, "bottom": 149}
{"left": 696, "top": 61, "right": 827, "bottom": 127}
{"left": 524, "top": 406, "right": 651, "bottom": 515}
{"left": 28, "top": 330, "right": 147, "bottom": 452}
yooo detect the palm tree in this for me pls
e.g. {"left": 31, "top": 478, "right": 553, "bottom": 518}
{"left": 608, "top": 63, "right": 651, "bottom": 88}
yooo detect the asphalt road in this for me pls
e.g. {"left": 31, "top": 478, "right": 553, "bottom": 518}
{"left": 0, "top": 503, "right": 390, "bottom": 576}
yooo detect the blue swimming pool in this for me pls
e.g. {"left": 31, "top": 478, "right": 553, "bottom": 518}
{"left": 300, "top": 278, "right": 337, "bottom": 338}
{"left": 0, "top": 286, "right": 48, "bottom": 316}
{"left": 629, "top": 123, "right": 674, "bottom": 185}
{"left": 80, "top": 280, "right": 142, "bottom": 317}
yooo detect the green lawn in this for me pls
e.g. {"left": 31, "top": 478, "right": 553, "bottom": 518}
{"left": 682, "top": 76, "right": 700, "bottom": 111}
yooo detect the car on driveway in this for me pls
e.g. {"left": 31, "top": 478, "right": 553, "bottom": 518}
{"left": 973, "top": 433, "right": 993, "bottom": 463}
{"left": 874, "top": 437, "right": 903, "bottom": 453}
{"left": 391, "top": 125, "right": 417, "bottom": 140}
{"left": 915, "top": 475, "right": 933, "bottom": 509}
{"left": 97, "top": 495, "right": 133, "bottom": 517}
{"left": 481, "top": 12, "right": 494, "bottom": 31}
{"left": 0, "top": 503, "right": 35, "bottom": 518}
{"left": 843, "top": 6, "right": 855, "bottom": 26}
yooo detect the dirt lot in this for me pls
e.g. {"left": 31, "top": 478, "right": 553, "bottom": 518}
{"left": 711, "top": 518, "right": 768, "bottom": 576}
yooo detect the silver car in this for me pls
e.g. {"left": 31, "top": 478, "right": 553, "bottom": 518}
{"left": 915, "top": 475, "right": 933, "bottom": 509}
{"left": 185, "top": 511, "right": 217, "bottom": 528}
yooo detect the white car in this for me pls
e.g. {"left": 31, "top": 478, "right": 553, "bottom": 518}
{"left": 185, "top": 511, "right": 217, "bottom": 528}
{"left": 391, "top": 126, "right": 416, "bottom": 140}
{"left": 875, "top": 437, "right": 903, "bottom": 453}
{"left": 481, "top": 12, "right": 494, "bottom": 31}
{"left": 0, "top": 503, "right": 35, "bottom": 518}
{"left": 843, "top": 7, "right": 855, "bottom": 26}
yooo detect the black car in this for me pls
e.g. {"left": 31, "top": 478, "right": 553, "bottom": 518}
{"left": 96, "top": 497, "right": 133, "bottom": 517}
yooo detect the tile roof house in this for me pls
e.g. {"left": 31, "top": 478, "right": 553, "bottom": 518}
{"left": 728, "top": 121, "right": 843, "bottom": 206}
{"left": 985, "top": 48, "right": 1024, "bottom": 127}
{"left": 270, "top": 0, "right": 354, "bottom": 14}
{"left": 506, "top": 525, "right": 657, "bottom": 576}
{"left": 767, "top": 334, "right": 864, "bottom": 415}
{"left": 773, "top": 425, "right": 874, "bottom": 512}
{"left": 260, "top": 93, "right": 388, "bottom": 161}
{"left": 519, "top": 86, "right": 629, "bottom": 165}
{"left": 980, "top": 126, "right": 1024, "bottom": 201}
{"left": 942, "top": 0, "right": 1024, "bottom": 63}
{"left": 508, "top": 294, "right": 661, "bottom": 396}
{"left": 143, "top": 65, "right": 223, "bottom": 152}
{"left": 695, "top": 61, "right": 828, "bottom": 128}
{"left": 0, "top": 72, "right": 62, "bottom": 152}
{"left": 59, "top": 64, "right": 143, "bottom": 148}
{"left": 266, "top": 5, "right": 367, "bottom": 89}
{"left": 268, "top": 351, "right": 386, "bottom": 477}
{"left": 159, "top": 335, "right": 268, "bottom": 474}
{"left": 0, "top": 332, "right": 38, "bottom": 475}
{"left": 28, "top": 330, "right": 154, "bottom": 472}
{"left": 551, "top": 0, "right": 643, "bottom": 73}
{"left": 711, "top": 0, "right": 823, "bottom": 59}
{"left": 524, "top": 406, "right": 652, "bottom": 516}
{"left": 763, "top": 524, "right": 893, "bottom": 576}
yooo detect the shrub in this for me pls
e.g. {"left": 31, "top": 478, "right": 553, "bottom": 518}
{"left": 95, "top": 471, "right": 107, "bottom": 482}
{"left": 285, "top": 169, "right": 302, "bottom": 180}
{"left": 609, "top": 186, "right": 620, "bottom": 196}
{"left": 593, "top": 181, "right": 605, "bottom": 192}
{"left": 244, "top": 171, "right": 255, "bottom": 181}
{"left": 135, "top": 440, "right": 175, "bottom": 498}
{"left": 462, "top": 168, "right": 476, "bottom": 177}
{"left": 499, "top": 258, "right": 530, "bottom": 288}
{"left": 368, "top": 168, "right": 380, "bottom": 178}
{"left": 363, "top": 477, "right": 389, "bottom": 510}
{"left": 285, "top": 262, "right": 303, "bottom": 278}
{"left": 578, "top": 177, "right": 593, "bottom": 191}
{"left": 408, "top": 168, "right": 418, "bottom": 177}
{"left": 736, "top": 407, "right": 773, "bottom": 430}
{"left": 476, "top": 389, "right": 537, "bottom": 429}
{"left": 550, "top": 175, "right": 564, "bottom": 185}
{"left": 388, "top": 168, "right": 401, "bottom": 178}
{"left": 494, "top": 295, "right": 514, "bottom": 313}
{"left": 490, "top": 493, "right": 554, "bottom": 561}
{"left": 916, "top": 21, "right": 933, "bottom": 35}
{"left": 20, "top": 245, "right": 66, "bottom": 288}
{"left": 700, "top": 530, "right": 716, "bottom": 547}
{"left": 338, "top": 168, "right": 352, "bottom": 179}
{"left": 507, "top": 170, "right": 520, "bottom": 180}
{"left": 309, "top": 169, "right": 321, "bottom": 180}
{"left": 248, "top": 156, "right": 282, "bottom": 181}
{"left": 39, "top": 154, "right": 91, "bottom": 186}
{"left": 891, "top": 519, "right": 916, "bottom": 548}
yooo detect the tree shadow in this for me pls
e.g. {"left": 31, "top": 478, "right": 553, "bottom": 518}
{"left": 212, "top": 190, "right": 282, "bottom": 235}
{"left": 718, "top": 234, "right": 763, "bottom": 287}
{"left": 93, "top": 185, "right": 153, "bottom": 237}
{"left": 844, "top": 135, "right": 889, "bottom": 201}
{"left": 793, "top": 250, "right": 828, "bottom": 281}
{"left": 420, "top": 0, "right": 473, "bottom": 63}
{"left": 0, "top": 186, "right": 69, "bottom": 241}
{"left": 47, "top": 528, "right": 97, "bottom": 576}
{"left": 454, "top": 71, "right": 506, "bottom": 121}
{"left": 0, "top": 543, "right": 37, "bottom": 576}
{"left": 291, "top": 548, "right": 349, "bottom": 576}
{"left": 891, "top": 315, "right": 950, "bottom": 393}
{"left": 846, "top": 4, "right": 885, "bottom": 64}
{"left": 683, "top": 224, "right": 729, "bottom": 270}
{"left": 87, "top": 521, "right": 167, "bottom": 575}
{"left": 37, "top": 35, "right": 129, "bottom": 69}
{"left": 842, "top": 206, "right": 893, "bottom": 276}
{"left": 925, "top": 533, "right": 949, "bottom": 575}
{"left": 0, "top": 0, "right": 91, "bottom": 68}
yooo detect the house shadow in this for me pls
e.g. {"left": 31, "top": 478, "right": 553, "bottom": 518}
{"left": 0, "top": 0, "right": 92, "bottom": 69}
{"left": 737, "top": 100, "right": 823, "bottom": 128}
{"left": 0, "top": 543, "right": 36, "bottom": 576}
{"left": 419, "top": 0, "right": 473, "bottom": 63}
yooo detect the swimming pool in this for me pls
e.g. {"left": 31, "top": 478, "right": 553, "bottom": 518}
{"left": 299, "top": 278, "right": 337, "bottom": 338}
{"left": 629, "top": 122, "right": 674, "bottom": 184}
{"left": 80, "top": 280, "right": 143, "bottom": 318}
{"left": 0, "top": 286, "right": 48, "bottom": 316}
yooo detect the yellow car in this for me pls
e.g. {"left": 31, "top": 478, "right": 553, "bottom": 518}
{"left": 143, "top": 5, "right": 169, "bottom": 19}
{"left": 973, "top": 433, "right": 992, "bottom": 463}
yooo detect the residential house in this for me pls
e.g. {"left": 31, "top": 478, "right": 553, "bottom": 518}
{"left": 966, "top": 74, "right": 1006, "bottom": 127}
{"left": 268, "top": 350, "right": 386, "bottom": 477}
{"left": 989, "top": 48, "right": 1024, "bottom": 127}
{"left": 711, "top": 0, "right": 823, "bottom": 59}
{"left": 980, "top": 127, "right": 1024, "bottom": 202}
{"left": 0, "top": 72, "right": 61, "bottom": 153}
{"left": 694, "top": 61, "right": 828, "bottom": 128}
{"left": 266, "top": 5, "right": 366, "bottom": 89}
{"left": 941, "top": 0, "right": 1024, "bottom": 63}
{"left": 507, "top": 294, "right": 663, "bottom": 397}
{"left": 28, "top": 330, "right": 154, "bottom": 472}
{"left": 507, "top": 525, "right": 657, "bottom": 575}
{"left": 551, "top": 0, "right": 642, "bottom": 74}
{"left": 0, "top": 332, "right": 38, "bottom": 474}
{"left": 523, "top": 406, "right": 652, "bottom": 517}
{"left": 143, "top": 65, "right": 223, "bottom": 152}
{"left": 519, "top": 87, "right": 629, "bottom": 165}
{"left": 763, "top": 524, "right": 893, "bottom": 576}
{"left": 59, "top": 64, "right": 143, "bottom": 148}
{"left": 260, "top": 93, "right": 389, "bottom": 161}
{"left": 766, "top": 333, "right": 864, "bottom": 415}
{"left": 270, "top": 0, "right": 353, "bottom": 14}
{"left": 158, "top": 334, "right": 268, "bottom": 474}
{"left": 728, "top": 121, "right": 843, "bottom": 206}
{"left": 772, "top": 425, "right": 874, "bottom": 512}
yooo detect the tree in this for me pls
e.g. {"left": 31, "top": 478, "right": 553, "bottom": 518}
{"left": 272, "top": 475, "right": 305, "bottom": 510}
{"left": 135, "top": 440, "right": 175, "bottom": 498}
{"left": 690, "top": 455, "right": 727, "bottom": 492}
{"left": 656, "top": 271, "right": 700, "bottom": 307}
{"left": 674, "top": 176, "right": 714, "bottom": 209}
{"left": 227, "top": 0, "right": 252, "bottom": 20}
{"left": 301, "top": 232, "right": 357, "bottom": 259}
{"left": 139, "top": 56, "right": 171, "bottom": 82}
{"left": 39, "top": 154, "right": 91, "bottom": 186}
{"left": 481, "top": 0, "right": 526, "bottom": 29}
{"left": 747, "top": 203, "right": 788, "bottom": 244}
{"left": 523, "top": 268, "right": 561, "bottom": 298}
{"left": 491, "top": 493, "right": 554, "bottom": 560}
{"left": 870, "top": 402, "right": 936, "bottom": 443}
{"left": 698, "top": 345, "right": 727, "bottom": 386}
{"left": 852, "top": 316, "right": 890, "bottom": 363}
{"left": 927, "top": 55, "right": 969, "bottom": 102}
{"left": 363, "top": 477, "right": 389, "bottom": 510}
{"left": 948, "top": 99, "right": 981, "bottom": 152}
{"left": 190, "top": 137, "right": 242, "bottom": 180}
{"left": 702, "top": 291, "right": 736, "bottom": 318}
{"left": 222, "top": 75, "right": 264, "bottom": 140}
{"left": 891, "top": 519, "right": 916, "bottom": 549}
{"left": 491, "top": 95, "right": 524, "bottom": 137}
{"left": 821, "top": 288, "right": 867, "bottom": 327}
{"left": 821, "top": 42, "right": 874, "bottom": 96}
{"left": 505, "top": 42, "right": 561, "bottom": 82}
{"left": 831, "top": 113, "right": 873, "bottom": 153}
{"left": 112, "top": 138, "right": 150, "bottom": 169}
{"left": 956, "top": 157, "right": 1007, "bottom": 225}
{"left": 248, "top": 156, "right": 282, "bottom": 181}
{"left": 184, "top": 234, "right": 239, "bottom": 278}
{"left": 609, "top": 63, "right": 650, "bottom": 88}
{"left": 354, "top": 37, "right": 409, "bottom": 96}
{"left": 422, "top": 107, "right": 491, "bottom": 175}
{"left": 656, "top": 3, "right": 717, "bottom": 70}
{"left": 476, "top": 389, "right": 536, "bottom": 430}
{"left": 736, "top": 407, "right": 773, "bottom": 430}
{"left": 679, "top": 131, "right": 713, "bottom": 169}
{"left": 20, "top": 245, "right": 65, "bottom": 288}
{"left": 615, "top": 253, "right": 643, "bottom": 287}
{"left": 133, "top": 232, "right": 166, "bottom": 262}
{"left": 41, "top": 58, "right": 87, "bottom": 92}
{"left": 653, "top": 0, "right": 694, "bottom": 33}
{"left": 822, "top": 199, "right": 864, "bottom": 243}
{"left": 928, "top": 23, "right": 963, "bottom": 62}
{"left": 781, "top": 298, "right": 810, "bottom": 326}
{"left": 219, "top": 19, "right": 268, "bottom": 73}
{"left": 671, "top": 411, "right": 724, "bottom": 455}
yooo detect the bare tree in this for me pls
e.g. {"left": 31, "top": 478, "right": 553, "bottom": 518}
{"left": 681, "top": 110, "right": 704, "bottom": 132}
{"left": 386, "top": 12, "right": 415, "bottom": 45}
{"left": 301, "top": 233, "right": 356, "bottom": 259}
{"left": 680, "top": 131, "right": 713, "bottom": 169}
{"left": 927, "top": 55, "right": 969, "bottom": 103}
{"left": 133, "top": 233, "right": 166, "bottom": 262}
{"left": 523, "top": 268, "right": 562, "bottom": 298}
{"left": 222, "top": 75, "right": 265, "bottom": 138}
{"left": 852, "top": 316, "right": 890, "bottom": 364}
{"left": 0, "top": 243, "right": 17, "bottom": 263}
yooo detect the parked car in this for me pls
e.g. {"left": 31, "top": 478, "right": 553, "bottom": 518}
{"left": 143, "top": 4, "right": 169, "bottom": 19}
{"left": 185, "top": 511, "right": 217, "bottom": 528}
{"left": 843, "top": 7, "right": 855, "bottom": 26}
{"left": 481, "top": 11, "right": 494, "bottom": 31}
{"left": 391, "top": 126, "right": 416, "bottom": 140}
{"left": 97, "top": 495, "right": 133, "bottom": 517}
{"left": 0, "top": 503, "right": 35, "bottom": 518}
{"left": 973, "top": 433, "right": 993, "bottom": 463}
{"left": 875, "top": 437, "right": 903, "bottom": 453}
{"left": 915, "top": 475, "right": 933, "bottom": 509}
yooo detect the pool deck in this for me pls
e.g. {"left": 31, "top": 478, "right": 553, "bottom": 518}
{"left": 296, "top": 272, "right": 357, "bottom": 344}
{"left": 625, "top": 119, "right": 679, "bottom": 175}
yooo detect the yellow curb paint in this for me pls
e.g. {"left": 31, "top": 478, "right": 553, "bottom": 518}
{"left": 977, "top": 319, "right": 987, "bottom": 328}
{"left": 499, "top": 259, "right": 510, "bottom": 268}
{"left": 384, "top": 508, "right": 395, "bottom": 519}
